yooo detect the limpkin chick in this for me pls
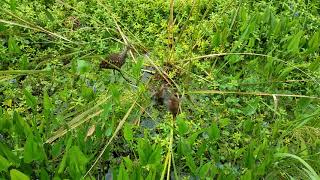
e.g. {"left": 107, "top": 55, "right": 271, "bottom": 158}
{"left": 100, "top": 45, "right": 132, "bottom": 83}
{"left": 99, "top": 45, "right": 131, "bottom": 70}
{"left": 153, "top": 84, "right": 167, "bottom": 106}
{"left": 167, "top": 93, "right": 180, "bottom": 119}
{"left": 162, "top": 88, "right": 180, "bottom": 119}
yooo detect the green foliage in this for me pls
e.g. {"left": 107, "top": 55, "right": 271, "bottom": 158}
{"left": 10, "top": 169, "right": 29, "bottom": 180}
{"left": 24, "top": 135, "right": 46, "bottom": 163}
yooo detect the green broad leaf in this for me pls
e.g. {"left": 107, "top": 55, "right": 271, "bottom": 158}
{"left": 23, "top": 89, "right": 37, "bottom": 111}
{"left": 101, "top": 103, "right": 113, "bottom": 119}
{"left": 146, "top": 171, "right": 154, "bottom": 180}
{"left": 8, "top": 36, "right": 20, "bottom": 54}
{"left": 118, "top": 162, "right": 129, "bottom": 180}
{"left": 278, "top": 66, "right": 295, "bottom": 79}
{"left": 52, "top": 140, "right": 63, "bottom": 158}
{"left": 0, "top": 108, "right": 12, "bottom": 130}
{"left": 81, "top": 85, "right": 94, "bottom": 100}
{"left": 0, "top": 155, "right": 11, "bottom": 172}
{"left": 13, "top": 111, "right": 32, "bottom": 137}
{"left": 24, "top": 135, "right": 45, "bottom": 163}
{"left": 240, "top": 16, "right": 256, "bottom": 41}
{"left": 176, "top": 118, "right": 188, "bottom": 135}
{"left": 77, "top": 60, "right": 91, "bottom": 74}
{"left": 110, "top": 84, "right": 120, "bottom": 103}
{"left": 186, "top": 155, "right": 196, "bottom": 174}
{"left": 226, "top": 55, "right": 241, "bottom": 64}
{"left": 68, "top": 146, "right": 88, "bottom": 179}
{"left": 308, "top": 31, "right": 320, "bottom": 52}
{"left": 40, "top": 168, "right": 50, "bottom": 180}
{"left": 123, "top": 123, "right": 133, "bottom": 141}
{"left": 187, "top": 130, "right": 202, "bottom": 145}
{"left": 137, "top": 138, "right": 150, "bottom": 165}
{"left": 0, "top": 142, "right": 20, "bottom": 165}
{"left": 178, "top": 139, "right": 192, "bottom": 156}
{"left": 243, "top": 119, "right": 254, "bottom": 133}
{"left": 52, "top": 176, "right": 62, "bottom": 180}
{"left": 262, "top": 7, "right": 271, "bottom": 24}
{"left": 133, "top": 58, "right": 143, "bottom": 78}
{"left": 43, "top": 91, "right": 53, "bottom": 120}
{"left": 58, "top": 150, "right": 68, "bottom": 174}
{"left": 10, "top": 169, "right": 30, "bottom": 180}
{"left": 198, "top": 162, "right": 211, "bottom": 178}
{"left": 58, "top": 137, "right": 73, "bottom": 174}
{"left": 271, "top": 19, "right": 281, "bottom": 37}
{"left": 279, "top": 64, "right": 307, "bottom": 79}
{"left": 207, "top": 122, "right": 220, "bottom": 140}
{"left": 300, "top": 138, "right": 308, "bottom": 156}
{"left": 44, "top": 9, "right": 55, "bottom": 21}
{"left": 10, "top": 0, "right": 17, "bottom": 11}
{"left": 147, "top": 144, "right": 161, "bottom": 165}
{"left": 245, "top": 142, "right": 255, "bottom": 169}
{"left": 123, "top": 156, "right": 133, "bottom": 171}
{"left": 212, "top": 32, "right": 221, "bottom": 48}
{"left": 219, "top": 118, "right": 230, "bottom": 128}
{"left": 287, "top": 31, "right": 304, "bottom": 53}
{"left": 105, "top": 126, "right": 113, "bottom": 137}
{"left": 242, "top": 99, "right": 259, "bottom": 116}
{"left": 309, "top": 57, "right": 320, "bottom": 72}
{"left": 19, "top": 55, "right": 29, "bottom": 70}
{"left": 241, "top": 169, "right": 252, "bottom": 180}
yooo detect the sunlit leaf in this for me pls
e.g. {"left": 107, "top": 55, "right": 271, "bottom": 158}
{"left": 0, "top": 155, "right": 11, "bottom": 172}
{"left": 8, "top": 36, "right": 20, "bottom": 54}
{"left": 123, "top": 156, "right": 133, "bottom": 171}
{"left": 186, "top": 155, "right": 196, "bottom": 174}
{"left": 118, "top": 162, "right": 129, "bottom": 180}
{"left": 176, "top": 118, "right": 188, "bottom": 135}
{"left": 23, "top": 89, "right": 37, "bottom": 111}
{"left": 13, "top": 111, "right": 32, "bottom": 137}
{"left": 308, "top": 31, "right": 320, "bottom": 52}
{"left": 43, "top": 91, "right": 53, "bottom": 121}
{"left": 198, "top": 162, "right": 211, "bottom": 178}
{"left": 77, "top": 60, "right": 91, "bottom": 74}
{"left": 68, "top": 146, "right": 88, "bottom": 179}
{"left": 24, "top": 135, "right": 45, "bottom": 163}
{"left": 0, "top": 142, "right": 19, "bottom": 165}
{"left": 123, "top": 123, "right": 133, "bottom": 141}
{"left": 10, "top": 169, "right": 29, "bottom": 180}
{"left": 207, "top": 122, "right": 220, "bottom": 140}
{"left": 287, "top": 31, "right": 304, "bottom": 53}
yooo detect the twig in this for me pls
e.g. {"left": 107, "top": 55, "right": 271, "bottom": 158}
{"left": 187, "top": 90, "right": 320, "bottom": 100}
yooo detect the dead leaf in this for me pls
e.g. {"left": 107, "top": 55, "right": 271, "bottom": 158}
{"left": 84, "top": 125, "right": 96, "bottom": 141}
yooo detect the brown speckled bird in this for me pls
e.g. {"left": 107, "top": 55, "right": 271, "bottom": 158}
{"left": 153, "top": 84, "right": 167, "bottom": 106}
{"left": 167, "top": 93, "right": 179, "bottom": 119}
{"left": 100, "top": 45, "right": 132, "bottom": 83}
{"left": 99, "top": 46, "right": 130, "bottom": 70}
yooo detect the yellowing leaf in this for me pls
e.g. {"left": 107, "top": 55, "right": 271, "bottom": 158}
{"left": 3, "top": 99, "right": 12, "bottom": 107}
{"left": 84, "top": 125, "right": 96, "bottom": 141}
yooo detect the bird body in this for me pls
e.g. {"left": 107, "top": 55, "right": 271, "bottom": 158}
{"left": 99, "top": 45, "right": 133, "bottom": 83}
{"left": 100, "top": 46, "right": 130, "bottom": 70}
{"left": 168, "top": 94, "right": 179, "bottom": 119}
{"left": 160, "top": 85, "right": 180, "bottom": 119}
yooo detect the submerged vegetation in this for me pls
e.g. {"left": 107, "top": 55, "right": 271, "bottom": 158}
{"left": 0, "top": 0, "right": 320, "bottom": 179}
